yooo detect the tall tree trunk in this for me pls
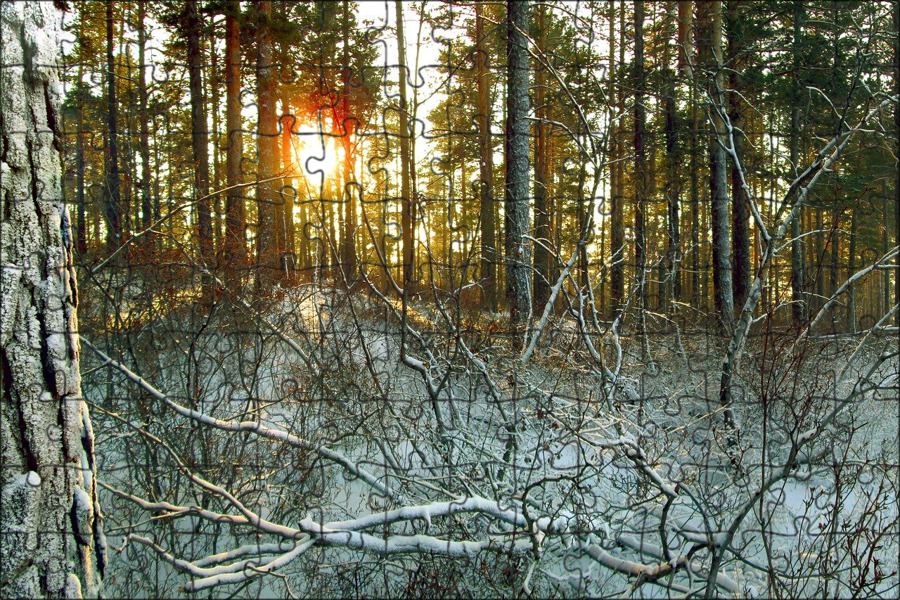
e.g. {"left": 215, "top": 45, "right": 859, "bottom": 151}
{"left": 664, "top": 2, "right": 681, "bottom": 307}
{"left": 532, "top": 4, "right": 551, "bottom": 314}
{"left": 340, "top": 0, "right": 357, "bottom": 283}
{"left": 105, "top": 1, "right": 122, "bottom": 251}
{"left": 633, "top": 0, "right": 651, "bottom": 359}
{"left": 847, "top": 204, "right": 857, "bottom": 332}
{"left": 280, "top": 97, "right": 295, "bottom": 273}
{"left": 137, "top": 0, "right": 152, "bottom": 237}
{"left": 75, "top": 6, "right": 87, "bottom": 254}
{"left": 727, "top": 0, "right": 750, "bottom": 311}
{"left": 505, "top": 0, "right": 531, "bottom": 349}
{"left": 395, "top": 0, "right": 414, "bottom": 295}
{"left": 185, "top": 0, "right": 213, "bottom": 269}
{"left": 790, "top": 1, "right": 807, "bottom": 326}
{"left": 894, "top": 0, "right": 899, "bottom": 324}
{"left": 894, "top": 0, "right": 899, "bottom": 323}
{"left": 256, "top": 0, "right": 279, "bottom": 287}
{"left": 209, "top": 18, "right": 223, "bottom": 245}
{"left": 475, "top": 1, "right": 497, "bottom": 312}
{"left": 680, "top": 1, "right": 700, "bottom": 307}
{"left": 1, "top": 5, "right": 106, "bottom": 597}
{"left": 224, "top": 0, "right": 247, "bottom": 284}
{"left": 610, "top": 1, "right": 625, "bottom": 315}
{"left": 697, "top": 0, "right": 734, "bottom": 331}
{"left": 118, "top": 5, "right": 133, "bottom": 238}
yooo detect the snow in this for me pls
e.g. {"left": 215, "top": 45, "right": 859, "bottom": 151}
{"left": 79, "top": 284, "right": 899, "bottom": 598}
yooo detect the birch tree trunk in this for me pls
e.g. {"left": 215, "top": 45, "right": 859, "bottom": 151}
{"left": 1, "top": 4, "right": 106, "bottom": 597}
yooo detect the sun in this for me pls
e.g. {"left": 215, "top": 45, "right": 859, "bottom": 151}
{"left": 292, "top": 129, "right": 341, "bottom": 180}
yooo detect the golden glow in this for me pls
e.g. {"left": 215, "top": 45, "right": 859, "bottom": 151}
{"left": 291, "top": 127, "right": 342, "bottom": 181}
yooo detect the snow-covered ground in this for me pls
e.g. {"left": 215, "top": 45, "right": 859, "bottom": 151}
{"left": 81, "top": 284, "right": 899, "bottom": 598}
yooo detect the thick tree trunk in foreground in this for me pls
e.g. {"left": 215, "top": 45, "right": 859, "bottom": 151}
{"left": 1, "top": 4, "right": 106, "bottom": 597}
{"left": 505, "top": 0, "right": 531, "bottom": 349}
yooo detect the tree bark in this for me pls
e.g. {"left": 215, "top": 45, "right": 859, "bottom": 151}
{"left": 532, "top": 4, "right": 551, "bottom": 314}
{"left": 75, "top": 6, "right": 87, "bottom": 254}
{"left": 475, "top": 1, "right": 497, "bottom": 312}
{"left": 396, "top": 0, "right": 414, "bottom": 295}
{"left": 280, "top": 96, "right": 296, "bottom": 273}
{"left": 664, "top": 2, "right": 681, "bottom": 306}
{"left": 1, "top": 4, "right": 106, "bottom": 597}
{"left": 633, "top": 0, "right": 648, "bottom": 319}
{"left": 697, "top": 0, "right": 734, "bottom": 331}
{"left": 224, "top": 0, "right": 247, "bottom": 284}
{"left": 505, "top": 0, "right": 531, "bottom": 349}
{"left": 340, "top": 0, "right": 357, "bottom": 283}
{"left": 680, "top": 1, "right": 700, "bottom": 306}
{"left": 105, "top": 0, "right": 122, "bottom": 251}
{"left": 790, "top": 1, "right": 806, "bottom": 326}
{"left": 256, "top": 0, "right": 279, "bottom": 287}
{"left": 185, "top": 0, "right": 213, "bottom": 268}
{"left": 610, "top": 1, "right": 625, "bottom": 315}
{"left": 137, "top": 0, "right": 153, "bottom": 237}
{"left": 726, "top": 0, "right": 750, "bottom": 311}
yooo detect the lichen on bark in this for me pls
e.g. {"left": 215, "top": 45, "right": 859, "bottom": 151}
{"left": 1, "top": 3, "right": 105, "bottom": 598}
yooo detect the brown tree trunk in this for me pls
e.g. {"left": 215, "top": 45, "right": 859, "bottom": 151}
{"left": 1, "top": 5, "right": 106, "bottom": 596}
{"left": 475, "top": 1, "right": 497, "bottom": 312}
{"left": 224, "top": 0, "right": 247, "bottom": 284}
{"left": 75, "top": 7, "right": 87, "bottom": 254}
{"left": 664, "top": 2, "right": 681, "bottom": 307}
{"left": 105, "top": 1, "right": 122, "bottom": 251}
{"left": 185, "top": 0, "right": 213, "bottom": 269}
{"left": 727, "top": 1, "right": 750, "bottom": 311}
{"left": 396, "top": 0, "right": 414, "bottom": 295}
{"left": 505, "top": 0, "right": 531, "bottom": 349}
{"left": 790, "top": 1, "right": 807, "bottom": 325}
{"left": 209, "top": 18, "right": 223, "bottom": 245}
{"left": 256, "top": 0, "right": 279, "bottom": 287}
{"left": 280, "top": 97, "right": 296, "bottom": 274}
{"left": 340, "top": 0, "right": 357, "bottom": 283}
{"left": 697, "top": 0, "right": 734, "bottom": 331}
{"left": 532, "top": 4, "right": 551, "bottom": 314}
{"left": 633, "top": 0, "right": 650, "bottom": 355}
{"left": 681, "top": 1, "right": 701, "bottom": 308}
{"left": 138, "top": 0, "right": 153, "bottom": 238}
{"left": 610, "top": 1, "right": 625, "bottom": 315}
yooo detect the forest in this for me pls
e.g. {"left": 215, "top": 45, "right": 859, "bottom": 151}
{"left": 0, "top": 1, "right": 898, "bottom": 598}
